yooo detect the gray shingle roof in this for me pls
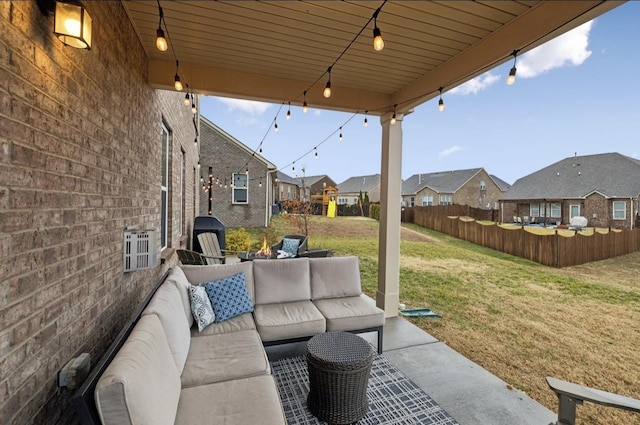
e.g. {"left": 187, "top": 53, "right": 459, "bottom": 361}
{"left": 402, "top": 168, "right": 482, "bottom": 195}
{"left": 502, "top": 152, "right": 640, "bottom": 200}
{"left": 304, "top": 175, "right": 330, "bottom": 186}
{"left": 338, "top": 174, "right": 381, "bottom": 194}
{"left": 276, "top": 171, "right": 301, "bottom": 186}
{"left": 490, "top": 175, "right": 512, "bottom": 192}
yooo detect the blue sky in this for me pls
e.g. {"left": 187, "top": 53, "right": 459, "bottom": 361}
{"left": 200, "top": 2, "right": 640, "bottom": 186}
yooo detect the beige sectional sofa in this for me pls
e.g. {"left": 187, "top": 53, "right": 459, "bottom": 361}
{"left": 77, "top": 256, "right": 384, "bottom": 425}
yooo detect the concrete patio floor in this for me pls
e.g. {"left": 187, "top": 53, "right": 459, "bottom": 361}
{"left": 265, "top": 316, "right": 557, "bottom": 425}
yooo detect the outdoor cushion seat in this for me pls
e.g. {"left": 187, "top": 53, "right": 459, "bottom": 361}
{"left": 189, "top": 312, "right": 256, "bottom": 337}
{"left": 313, "top": 294, "right": 385, "bottom": 332}
{"left": 180, "top": 330, "right": 270, "bottom": 388}
{"left": 253, "top": 301, "right": 326, "bottom": 342}
{"left": 176, "top": 376, "right": 286, "bottom": 425}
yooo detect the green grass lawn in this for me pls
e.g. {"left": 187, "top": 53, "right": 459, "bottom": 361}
{"left": 233, "top": 215, "right": 640, "bottom": 425}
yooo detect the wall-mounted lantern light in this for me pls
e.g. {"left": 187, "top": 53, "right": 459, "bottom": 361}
{"left": 37, "top": 0, "right": 92, "bottom": 50}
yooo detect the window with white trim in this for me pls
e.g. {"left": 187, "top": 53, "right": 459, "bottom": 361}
{"left": 422, "top": 195, "right": 433, "bottom": 206}
{"left": 160, "top": 123, "right": 169, "bottom": 249}
{"left": 179, "top": 149, "right": 185, "bottom": 236}
{"left": 550, "top": 203, "right": 561, "bottom": 218}
{"left": 440, "top": 194, "right": 452, "bottom": 206}
{"left": 233, "top": 173, "right": 248, "bottom": 204}
{"left": 530, "top": 203, "right": 539, "bottom": 217}
{"left": 613, "top": 201, "right": 626, "bottom": 220}
{"left": 410, "top": 197, "right": 415, "bottom": 207}
{"left": 570, "top": 204, "right": 580, "bottom": 218}
{"left": 480, "top": 180, "right": 487, "bottom": 191}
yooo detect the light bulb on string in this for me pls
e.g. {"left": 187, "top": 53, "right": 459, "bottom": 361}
{"left": 183, "top": 92, "right": 190, "bottom": 106}
{"left": 506, "top": 50, "right": 518, "bottom": 86}
{"left": 259, "top": 147, "right": 263, "bottom": 156}
{"left": 303, "top": 90, "right": 308, "bottom": 113}
{"left": 339, "top": 127, "right": 343, "bottom": 142}
{"left": 323, "top": 67, "right": 332, "bottom": 98}
{"left": 259, "top": 179, "right": 262, "bottom": 188}
{"left": 372, "top": 8, "right": 384, "bottom": 51}
{"left": 438, "top": 87, "right": 445, "bottom": 112}
{"left": 174, "top": 60, "right": 183, "bottom": 91}
{"left": 391, "top": 104, "right": 397, "bottom": 125}
{"left": 314, "top": 148, "right": 318, "bottom": 159}
{"left": 155, "top": 5, "right": 168, "bottom": 51}
{"left": 364, "top": 111, "right": 368, "bottom": 127}
{"left": 286, "top": 102, "right": 291, "bottom": 120}
{"left": 274, "top": 121, "right": 279, "bottom": 132}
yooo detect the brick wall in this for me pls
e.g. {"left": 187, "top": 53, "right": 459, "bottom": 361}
{"left": 0, "top": 2, "right": 198, "bottom": 424}
{"left": 199, "top": 120, "right": 271, "bottom": 228}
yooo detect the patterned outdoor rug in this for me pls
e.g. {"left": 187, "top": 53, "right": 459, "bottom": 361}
{"left": 271, "top": 354, "right": 459, "bottom": 425}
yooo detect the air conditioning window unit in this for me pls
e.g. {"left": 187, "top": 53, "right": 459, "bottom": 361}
{"left": 123, "top": 229, "right": 158, "bottom": 272}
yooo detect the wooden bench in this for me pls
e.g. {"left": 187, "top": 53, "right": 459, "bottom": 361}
{"left": 546, "top": 376, "right": 640, "bottom": 425}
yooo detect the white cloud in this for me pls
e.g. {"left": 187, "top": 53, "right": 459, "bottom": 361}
{"left": 449, "top": 72, "right": 500, "bottom": 95}
{"left": 438, "top": 145, "right": 462, "bottom": 159}
{"left": 518, "top": 21, "right": 593, "bottom": 79}
{"left": 218, "top": 98, "right": 271, "bottom": 115}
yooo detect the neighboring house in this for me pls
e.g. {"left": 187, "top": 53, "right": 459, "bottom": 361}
{"left": 274, "top": 171, "right": 302, "bottom": 202}
{"left": 402, "top": 168, "right": 509, "bottom": 209}
{"left": 501, "top": 152, "right": 640, "bottom": 229}
{"left": 337, "top": 174, "right": 381, "bottom": 205}
{"left": 199, "top": 117, "right": 276, "bottom": 228}
{"left": 303, "top": 174, "right": 338, "bottom": 201}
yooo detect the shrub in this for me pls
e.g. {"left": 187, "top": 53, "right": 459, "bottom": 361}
{"left": 225, "top": 228, "right": 252, "bottom": 252}
{"left": 369, "top": 203, "right": 380, "bottom": 220}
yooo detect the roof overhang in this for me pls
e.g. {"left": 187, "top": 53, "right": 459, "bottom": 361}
{"left": 123, "top": 1, "right": 624, "bottom": 115}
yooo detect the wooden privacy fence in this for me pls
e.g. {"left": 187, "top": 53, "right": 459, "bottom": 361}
{"left": 402, "top": 206, "right": 640, "bottom": 267}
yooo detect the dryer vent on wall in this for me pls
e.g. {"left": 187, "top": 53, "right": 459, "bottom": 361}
{"left": 123, "top": 229, "right": 157, "bottom": 272}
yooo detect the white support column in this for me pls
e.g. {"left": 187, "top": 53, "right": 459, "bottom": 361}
{"left": 377, "top": 112, "right": 403, "bottom": 318}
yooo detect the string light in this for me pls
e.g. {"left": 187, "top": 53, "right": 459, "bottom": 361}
{"left": 274, "top": 121, "right": 279, "bottom": 132}
{"left": 197, "top": 161, "right": 201, "bottom": 169}
{"left": 339, "top": 127, "right": 343, "bottom": 141}
{"left": 193, "top": 137, "right": 197, "bottom": 147}
{"left": 314, "top": 147, "right": 318, "bottom": 159}
{"left": 286, "top": 102, "right": 291, "bottom": 120}
{"left": 174, "top": 60, "right": 183, "bottom": 91}
{"left": 303, "top": 90, "right": 308, "bottom": 113}
{"left": 372, "top": 7, "right": 384, "bottom": 51}
{"left": 364, "top": 111, "right": 368, "bottom": 127}
{"left": 323, "top": 66, "right": 332, "bottom": 98}
{"left": 438, "top": 87, "right": 445, "bottom": 112}
{"left": 259, "top": 179, "right": 262, "bottom": 188}
{"left": 259, "top": 147, "right": 263, "bottom": 155}
{"left": 391, "top": 104, "right": 397, "bottom": 125}
{"left": 155, "top": 3, "right": 168, "bottom": 52}
{"left": 507, "top": 50, "right": 518, "bottom": 86}
{"left": 191, "top": 94, "right": 197, "bottom": 114}
{"left": 183, "top": 92, "right": 190, "bottom": 106}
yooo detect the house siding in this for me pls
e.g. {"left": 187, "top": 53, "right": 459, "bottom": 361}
{"left": 0, "top": 2, "right": 198, "bottom": 424}
{"left": 199, "top": 122, "right": 271, "bottom": 228}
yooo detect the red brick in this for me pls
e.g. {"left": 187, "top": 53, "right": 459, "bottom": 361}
{"left": 0, "top": 210, "right": 34, "bottom": 233}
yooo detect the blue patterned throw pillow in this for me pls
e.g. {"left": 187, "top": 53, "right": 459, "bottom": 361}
{"left": 203, "top": 272, "right": 253, "bottom": 323}
{"left": 189, "top": 285, "right": 215, "bottom": 332}
{"left": 281, "top": 238, "right": 300, "bottom": 257}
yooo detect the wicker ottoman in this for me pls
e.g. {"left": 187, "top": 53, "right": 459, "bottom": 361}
{"left": 306, "top": 332, "right": 373, "bottom": 424}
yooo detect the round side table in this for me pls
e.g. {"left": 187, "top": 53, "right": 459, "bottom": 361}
{"left": 306, "top": 331, "right": 373, "bottom": 424}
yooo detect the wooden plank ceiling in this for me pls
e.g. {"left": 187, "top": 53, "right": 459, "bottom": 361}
{"left": 122, "top": 1, "right": 622, "bottom": 114}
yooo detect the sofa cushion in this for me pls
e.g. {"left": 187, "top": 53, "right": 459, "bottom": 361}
{"left": 253, "top": 300, "right": 325, "bottom": 342}
{"left": 313, "top": 294, "right": 385, "bottom": 331}
{"left": 181, "top": 330, "right": 270, "bottom": 388}
{"left": 204, "top": 273, "right": 254, "bottom": 323}
{"left": 177, "top": 376, "right": 286, "bottom": 424}
{"left": 253, "top": 257, "right": 311, "bottom": 304}
{"left": 142, "top": 282, "right": 191, "bottom": 374}
{"left": 180, "top": 262, "right": 255, "bottom": 302}
{"left": 189, "top": 285, "right": 215, "bottom": 332}
{"left": 165, "top": 266, "right": 194, "bottom": 327}
{"left": 190, "top": 312, "right": 256, "bottom": 337}
{"left": 95, "top": 314, "right": 180, "bottom": 425}
{"left": 310, "top": 256, "right": 363, "bottom": 300}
